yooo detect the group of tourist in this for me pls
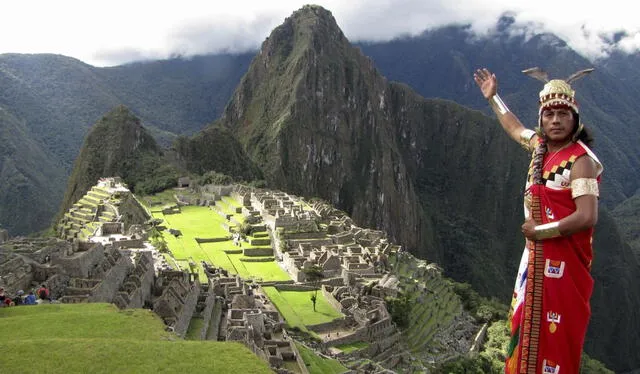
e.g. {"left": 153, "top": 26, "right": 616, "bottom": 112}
{"left": 0, "top": 284, "right": 50, "bottom": 307}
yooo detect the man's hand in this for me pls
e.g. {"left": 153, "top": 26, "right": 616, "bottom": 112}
{"left": 474, "top": 68, "right": 497, "bottom": 99}
{"left": 522, "top": 217, "right": 537, "bottom": 240}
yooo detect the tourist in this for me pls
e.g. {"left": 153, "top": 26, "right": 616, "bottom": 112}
{"left": 13, "top": 290, "right": 24, "bottom": 305}
{"left": 24, "top": 291, "right": 37, "bottom": 305}
{"left": 37, "top": 284, "right": 50, "bottom": 301}
{"left": 0, "top": 287, "right": 6, "bottom": 307}
{"left": 474, "top": 67, "right": 602, "bottom": 373}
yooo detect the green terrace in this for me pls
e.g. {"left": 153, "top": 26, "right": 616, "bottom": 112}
{"left": 150, "top": 201, "right": 290, "bottom": 282}
{"left": 261, "top": 286, "right": 344, "bottom": 334}
{"left": 0, "top": 303, "right": 271, "bottom": 374}
{"left": 392, "top": 254, "right": 463, "bottom": 355}
{"left": 296, "top": 342, "right": 348, "bottom": 374}
{"left": 58, "top": 186, "right": 120, "bottom": 241}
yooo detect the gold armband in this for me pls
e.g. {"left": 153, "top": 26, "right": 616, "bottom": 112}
{"left": 571, "top": 178, "right": 599, "bottom": 199}
{"left": 519, "top": 129, "right": 536, "bottom": 151}
{"left": 489, "top": 94, "right": 510, "bottom": 115}
{"left": 534, "top": 222, "right": 561, "bottom": 240}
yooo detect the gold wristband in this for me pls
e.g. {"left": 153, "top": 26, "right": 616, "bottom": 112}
{"left": 534, "top": 222, "right": 561, "bottom": 240}
{"left": 571, "top": 178, "right": 599, "bottom": 199}
{"left": 489, "top": 94, "right": 510, "bottom": 115}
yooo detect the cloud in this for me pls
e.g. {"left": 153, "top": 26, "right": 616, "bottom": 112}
{"left": 1, "top": 0, "right": 638, "bottom": 66}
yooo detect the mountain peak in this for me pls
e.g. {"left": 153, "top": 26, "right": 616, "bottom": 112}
{"left": 261, "top": 5, "right": 347, "bottom": 60}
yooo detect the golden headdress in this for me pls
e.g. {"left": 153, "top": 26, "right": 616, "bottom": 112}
{"left": 522, "top": 67, "right": 594, "bottom": 115}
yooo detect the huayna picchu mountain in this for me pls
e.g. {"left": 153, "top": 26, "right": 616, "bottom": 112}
{"left": 58, "top": 105, "right": 180, "bottom": 219}
{"left": 215, "top": 4, "right": 526, "bottom": 304}
{"left": 174, "top": 5, "right": 637, "bottom": 372}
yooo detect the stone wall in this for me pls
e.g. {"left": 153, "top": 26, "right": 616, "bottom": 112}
{"left": 111, "top": 238, "right": 144, "bottom": 249}
{"left": 198, "top": 282, "right": 218, "bottom": 340}
{"left": 99, "top": 222, "right": 123, "bottom": 236}
{"left": 0, "top": 255, "right": 34, "bottom": 293}
{"left": 153, "top": 272, "right": 201, "bottom": 337}
{"left": 322, "top": 285, "right": 344, "bottom": 313}
{"left": 87, "top": 252, "right": 133, "bottom": 303}
{"left": 112, "top": 251, "right": 155, "bottom": 308}
{"left": 307, "top": 317, "right": 348, "bottom": 333}
{"left": 51, "top": 243, "right": 105, "bottom": 278}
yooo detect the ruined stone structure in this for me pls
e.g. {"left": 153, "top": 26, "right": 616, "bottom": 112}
{"left": 56, "top": 177, "right": 146, "bottom": 242}
{"left": 153, "top": 270, "right": 201, "bottom": 337}
{"left": 112, "top": 251, "right": 155, "bottom": 309}
{"left": 205, "top": 270, "right": 306, "bottom": 373}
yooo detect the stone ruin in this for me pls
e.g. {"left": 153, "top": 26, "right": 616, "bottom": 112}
{"left": 56, "top": 177, "right": 149, "bottom": 242}
{"left": 201, "top": 269, "right": 306, "bottom": 373}
{"left": 152, "top": 270, "right": 201, "bottom": 336}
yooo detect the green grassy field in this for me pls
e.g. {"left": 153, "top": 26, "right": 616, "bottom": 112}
{"left": 0, "top": 303, "right": 271, "bottom": 374}
{"left": 334, "top": 341, "right": 369, "bottom": 354}
{"left": 262, "top": 287, "right": 343, "bottom": 330}
{"left": 151, "top": 203, "right": 290, "bottom": 282}
{"left": 296, "top": 343, "right": 348, "bottom": 374}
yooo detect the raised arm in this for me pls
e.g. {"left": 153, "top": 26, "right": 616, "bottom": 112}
{"left": 474, "top": 68, "right": 537, "bottom": 149}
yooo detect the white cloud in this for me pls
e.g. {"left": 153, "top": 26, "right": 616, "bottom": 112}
{"left": 0, "top": 0, "right": 638, "bottom": 66}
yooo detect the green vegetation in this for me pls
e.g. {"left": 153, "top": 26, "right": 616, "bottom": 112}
{"left": 262, "top": 287, "right": 342, "bottom": 331}
{"left": 296, "top": 343, "right": 348, "bottom": 374}
{"left": 0, "top": 303, "right": 271, "bottom": 374}
{"left": 57, "top": 106, "right": 182, "bottom": 221}
{"left": 0, "top": 109, "right": 66, "bottom": 236}
{"left": 335, "top": 341, "right": 369, "bottom": 354}
{"left": 151, "top": 204, "right": 289, "bottom": 282}
{"left": 185, "top": 318, "right": 205, "bottom": 340}
{"left": 439, "top": 320, "right": 614, "bottom": 374}
{"left": 303, "top": 265, "right": 324, "bottom": 312}
{"left": 385, "top": 292, "right": 412, "bottom": 328}
{"left": 174, "top": 125, "right": 263, "bottom": 182}
{"left": 450, "top": 281, "right": 508, "bottom": 323}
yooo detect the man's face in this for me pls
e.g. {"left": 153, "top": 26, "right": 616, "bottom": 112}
{"left": 541, "top": 106, "right": 575, "bottom": 143}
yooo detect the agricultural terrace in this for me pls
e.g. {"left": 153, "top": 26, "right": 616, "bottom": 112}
{"left": 295, "top": 343, "right": 349, "bottom": 374}
{"left": 0, "top": 303, "right": 271, "bottom": 374}
{"left": 261, "top": 286, "right": 343, "bottom": 333}
{"left": 145, "top": 192, "right": 290, "bottom": 282}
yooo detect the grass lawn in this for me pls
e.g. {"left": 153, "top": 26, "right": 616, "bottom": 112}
{"left": 296, "top": 343, "right": 348, "bottom": 374}
{"left": 141, "top": 189, "right": 177, "bottom": 209}
{"left": 0, "top": 303, "right": 271, "bottom": 374}
{"left": 334, "top": 341, "right": 369, "bottom": 353}
{"left": 162, "top": 206, "right": 229, "bottom": 238}
{"left": 152, "top": 205, "right": 289, "bottom": 282}
{"left": 185, "top": 318, "right": 205, "bottom": 340}
{"left": 262, "top": 287, "right": 343, "bottom": 330}
{"left": 240, "top": 261, "right": 291, "bottom": 282}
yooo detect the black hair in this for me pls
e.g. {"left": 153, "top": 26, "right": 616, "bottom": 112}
{"left": 570, "top": 110, "right": 594, "bottom": 148}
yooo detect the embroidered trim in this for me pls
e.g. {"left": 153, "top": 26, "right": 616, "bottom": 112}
{"left": 521, "top": 191, "right": 545, "bottom": 373}
{"left": 571, "top": 178, "right": 599, "bottom": 199}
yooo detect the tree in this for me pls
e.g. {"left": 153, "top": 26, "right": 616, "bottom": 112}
{"left": 303, "top": 265, "right": 324, "bottom": 312}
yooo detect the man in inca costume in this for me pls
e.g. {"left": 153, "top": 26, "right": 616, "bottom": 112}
{"left": 474, "top": 67, "right": 603, "bottom": 374}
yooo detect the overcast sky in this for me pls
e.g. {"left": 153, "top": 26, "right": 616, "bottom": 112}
{"left": 1, "top": 1, "right": 638, "bottom": 67}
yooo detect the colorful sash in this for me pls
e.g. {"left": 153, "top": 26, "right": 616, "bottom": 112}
{"left": 506, "top": 141, "right": 601, "bottom": 374}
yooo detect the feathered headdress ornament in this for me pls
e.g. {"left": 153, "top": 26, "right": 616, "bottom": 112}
{"left": 522, "top": 67, "right": 594, "bottom": 115}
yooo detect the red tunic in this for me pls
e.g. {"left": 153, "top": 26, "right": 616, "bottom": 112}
{"left": 506, "top": 140, "right": 602, "bottom": 374}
